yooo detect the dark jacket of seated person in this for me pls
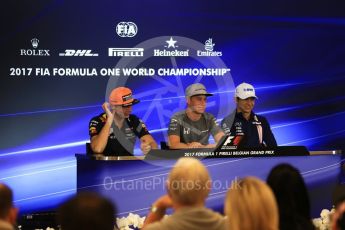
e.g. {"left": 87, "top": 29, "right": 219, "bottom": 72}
{"left": 89, "top": 87, "right": 157, "bottom": 156}
{"left": 221, "top": 82, "right": 277, "bottom": 148}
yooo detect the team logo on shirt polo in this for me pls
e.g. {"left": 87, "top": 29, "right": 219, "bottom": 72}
{"left": 89, "top": 127, "right": 97, "bottom": 134}
{"left": 222, "top": 123, "right": 230, "bottom": 134}
{"left": 183, "top": 127, "right": 191, "bottom": 135}
{"left": 234, "top": 122, "right": 242, "bottom": 127}
{"left": 125, "top": 128, "right": 135, "bottom": 138}
{"left": 234, "top": 122, "right": 244, "bottom": 135}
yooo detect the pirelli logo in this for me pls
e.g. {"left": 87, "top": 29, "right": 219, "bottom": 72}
{"left": 108, "top": 48, "right": 144, "bottom": 57}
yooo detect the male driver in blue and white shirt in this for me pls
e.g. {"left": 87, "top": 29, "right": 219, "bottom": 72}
{"left": 221, "top": 82, "right": 277, "bottom": 147}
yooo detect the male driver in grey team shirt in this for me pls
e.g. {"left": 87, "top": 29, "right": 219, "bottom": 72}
{"left": 168, "top": 83, "right": 224, "bottom": 149}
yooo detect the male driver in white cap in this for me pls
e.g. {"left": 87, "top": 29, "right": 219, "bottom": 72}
{"left": 89, "top": 87, "right": 157, "bottom": 156}
{"left": 168, "top": 83, "right": 224, "bottom": 149}
{"left": 221, "top": 82, "right": 277, "bottom": 147}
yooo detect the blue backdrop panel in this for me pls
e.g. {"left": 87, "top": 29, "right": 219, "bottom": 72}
{"left": 1, "top": 0, "right": 345, "bottom": 215}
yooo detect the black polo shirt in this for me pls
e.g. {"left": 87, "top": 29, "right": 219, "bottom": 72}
{"left": 221, "top": 110, "right": 277, "bottom": 148}
{"left": 89, "top": 113, "right": 150, "bottom": 156}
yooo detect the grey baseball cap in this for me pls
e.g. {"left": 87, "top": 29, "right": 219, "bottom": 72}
{"left": 185, "top": 83, "right": 213, "bottom": 97}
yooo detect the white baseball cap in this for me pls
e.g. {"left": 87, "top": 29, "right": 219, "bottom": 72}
{"left": 235, "top": 82, "right": 258, "bottom": 99}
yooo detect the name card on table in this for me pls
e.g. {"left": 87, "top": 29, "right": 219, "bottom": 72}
{"left": 145, "top": 146, "right": 310, "bottom": 160}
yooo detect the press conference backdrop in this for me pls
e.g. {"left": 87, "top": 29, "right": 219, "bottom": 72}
{"left": 0, "top": 0, "right": 345, "bottom": 214}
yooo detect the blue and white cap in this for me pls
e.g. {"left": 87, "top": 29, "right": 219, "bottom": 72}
{"left": 235, "top": 82, "right": 258, "bottom": 99}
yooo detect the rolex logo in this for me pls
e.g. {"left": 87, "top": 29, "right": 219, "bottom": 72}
{"left": 31, "top": 38, "right": 39, "bottom": 48}
{"left": 20, "top": 38, "right": 50, "bottom": 56}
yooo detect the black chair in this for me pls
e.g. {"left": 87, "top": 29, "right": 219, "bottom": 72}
{"left": 160, "top": 141, "right": 170, "bottom": 150}
{"left": 86, "top": 142, "right": 94, "bottom": 155}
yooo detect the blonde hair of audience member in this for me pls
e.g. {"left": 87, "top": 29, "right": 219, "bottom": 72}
{"left": 166, "top": 157, "right": 211, "bottom": 206}
{"left": 225, "top": 177, "right": 279, "bottom": 230}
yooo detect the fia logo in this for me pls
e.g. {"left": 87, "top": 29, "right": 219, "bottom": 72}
{"left": 183, "top": 127, "right": 190, "bottom": 135}
{"left": 116, "top": 22, "right": 137, "bottom": 37}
